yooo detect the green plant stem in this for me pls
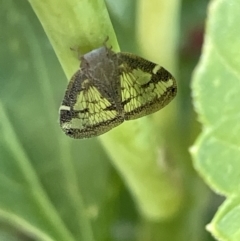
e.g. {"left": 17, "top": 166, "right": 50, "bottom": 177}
{"left": 29, "top": 0, "right": 119, "bottom": 79}
{"left": 29, "top": 0, "right": 183, "bottom": 221}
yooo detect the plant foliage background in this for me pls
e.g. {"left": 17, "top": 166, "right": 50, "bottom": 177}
{"left": 1, "top": 0, "right": 239, "bottom": 241}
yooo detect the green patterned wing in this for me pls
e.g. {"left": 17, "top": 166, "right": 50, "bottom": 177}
{"left": 118, "top": 52, "right": 177, "bottom": 120}
{"left": 59, "top": 70, "right": 124, "bottom": 139}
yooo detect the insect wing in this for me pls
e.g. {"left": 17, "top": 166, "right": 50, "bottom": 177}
{"left": 118, "top": 52, "right": 177, "bottom": 120}
{"left": 59, "top": 70, "right": 123, "bottom": 138}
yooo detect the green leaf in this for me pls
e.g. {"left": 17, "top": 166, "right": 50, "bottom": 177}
{"left": 191, "top": 0, "right": 240, "bottom": 240}
{"left": 208, "top": 196, "right": 240, "bottom": 241}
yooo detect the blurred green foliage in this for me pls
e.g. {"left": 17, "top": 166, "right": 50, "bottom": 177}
{"left": 2, "top": 0, "right": 238, "bottom": 241}
{"left": 191, "top": 0, "right": 240, "bottom": 240}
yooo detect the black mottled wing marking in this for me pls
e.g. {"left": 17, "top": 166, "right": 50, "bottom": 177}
{"left": 117, "top": 52, "right": 177, "bottom": 120}
{"left": 59, "top": 70, "right": 123, "bottom": 139}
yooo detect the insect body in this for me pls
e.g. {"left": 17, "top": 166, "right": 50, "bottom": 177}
{"left": 60, "top": 46, "right": 177, "bottom": 139}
